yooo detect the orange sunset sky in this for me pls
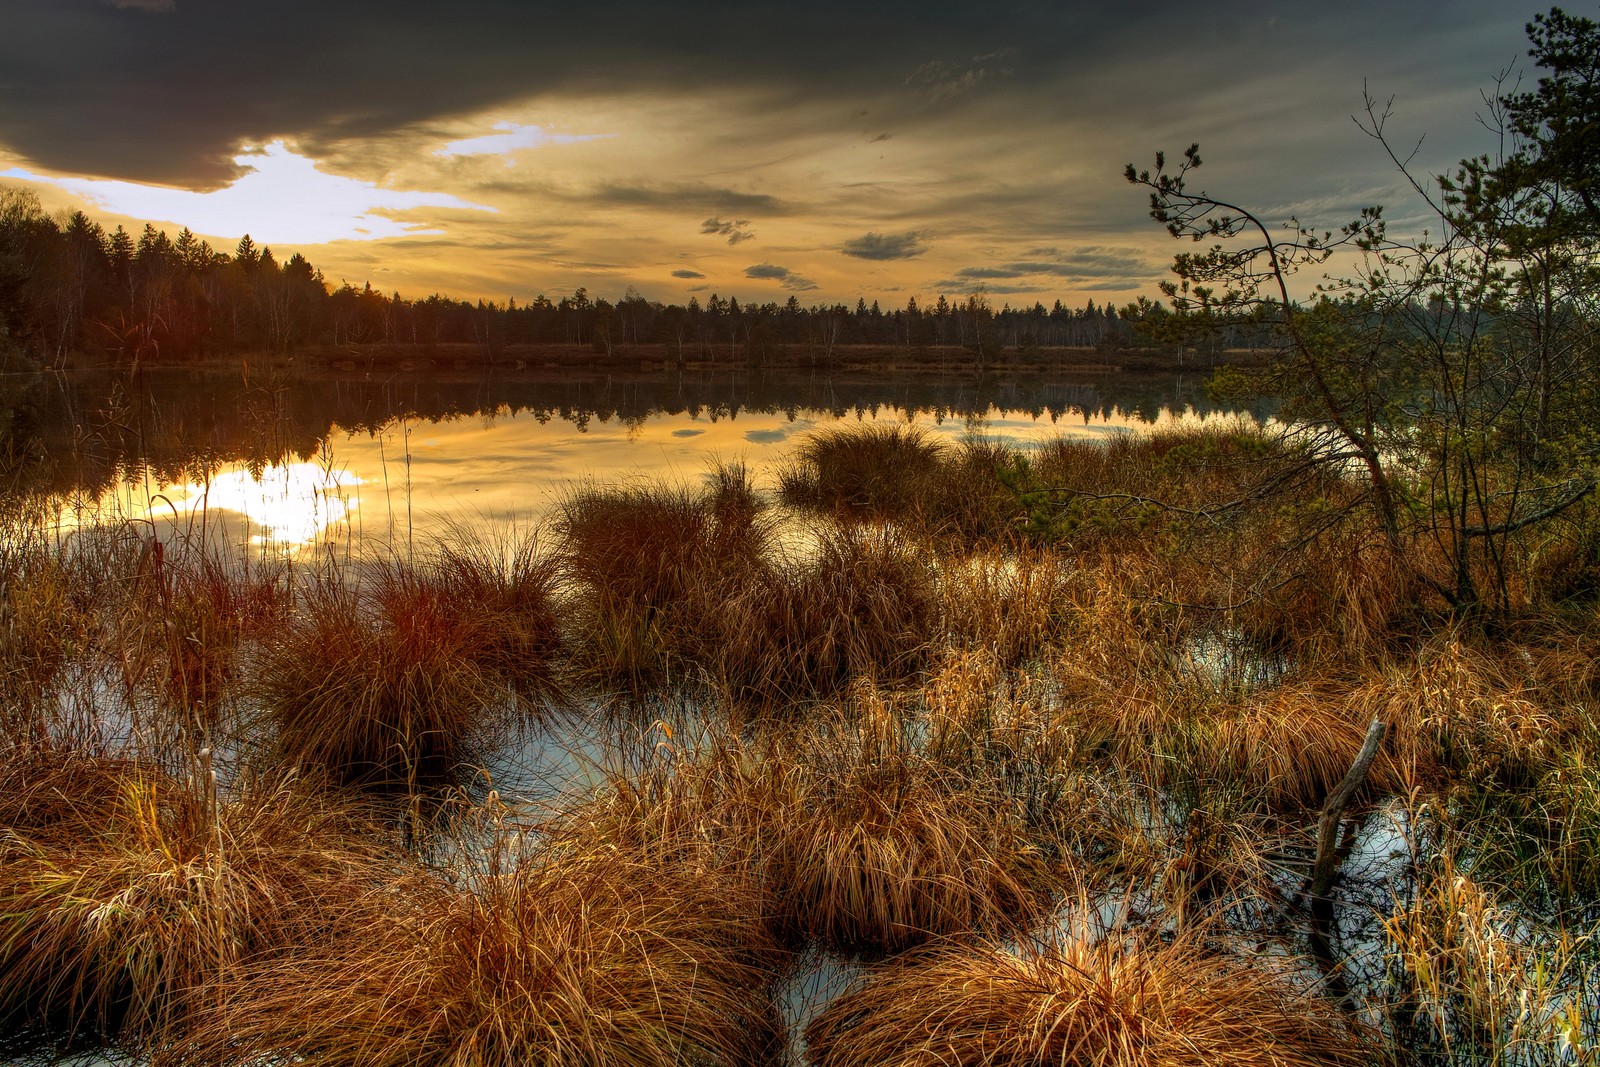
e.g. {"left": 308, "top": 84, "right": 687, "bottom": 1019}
{"left": 1, "top": 0, "right": 1531, "bottom": 308}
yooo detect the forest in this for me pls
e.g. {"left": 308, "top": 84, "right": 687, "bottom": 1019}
{"left": 0, "top": 189, "right": 1259, "bottom": 366}
{"left": 0, "top": 6, "right": 1598, "bottom": 1067}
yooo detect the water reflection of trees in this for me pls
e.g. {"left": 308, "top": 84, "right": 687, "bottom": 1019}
{"left": 1, "top": 366, "right": 1263, "bottom": 498}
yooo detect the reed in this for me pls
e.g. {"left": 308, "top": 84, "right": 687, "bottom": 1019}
{"left": 804, "top": 928, "right": 1372, "bottom": 1067}
{"left": 771, "top": 697, "right": 1048, "bottom": 954}
{"left": 256, "top": 543, "right": 561, "bottom": 790}
{"left": 175, "top": 842, "right": 784, "bottom": 1067}
{"left": 778, "top": 422, "right": 948, "bottom": 522}
{"left": 0, "top": 746, "right": 391, "bottom": 1057}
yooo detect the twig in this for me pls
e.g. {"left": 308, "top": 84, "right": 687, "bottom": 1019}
{"left": 1303, "top": 717, "right": 1386, "bottom": 1007}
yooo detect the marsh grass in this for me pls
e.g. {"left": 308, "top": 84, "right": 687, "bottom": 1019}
{"left": 778, "top": 426, "right": 1027, "bottom": 543}
{"left": 557, "top": 468, "right": 770, "bottom": 691}
{"left": 712, "top": 522, "right": 941, "bottom": 707}
{"left": 256, "top": 538, "right": 562, "bottom": 791}
{"left": 0, "top": 746, "right": 391, "bottom": 1057}
{"left": 542, "top": 724, "right": 793, "bottom": 935}
{"left": 771, "top": 694, "right": 1049, "bottom": 954}
{"left": 778, "top": 422, "right": 948, "bottom": 522}
{"left": 0, "top": 549, "right": 89, "bottom": 737}
{"left": 3, "top": 420, "right": 1598, "bottom": 1064}
{"left": 938, "top": 545, "right": 1072, "bottom": 664}
{"left": 1382, "top": 809, "right": 1600, "bottom": 1065}
{"left": 177, "top": 842, "right": 785, "bottom": 1067}
{"left": 559, "top": 470, "right": 941, "bottom": 707}
{"left": 112, "top": 552, "right": 290, "bottom": 751}
{"left": 804, "top": 927, "right": 1373, "bottom": 1067}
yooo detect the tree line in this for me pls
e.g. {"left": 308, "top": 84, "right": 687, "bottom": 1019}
{"left": 0, "top": 191, "right": 1250, "bottom": 366}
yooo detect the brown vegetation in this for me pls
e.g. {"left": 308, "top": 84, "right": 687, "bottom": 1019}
{"left": 805, "top": 931, "right": 1374, "bottom": 1067}
{"left": 2, "top": 418, "right": 1598, "bottom": 1062}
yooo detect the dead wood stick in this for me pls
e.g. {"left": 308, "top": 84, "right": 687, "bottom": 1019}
{"left": 1304, "top": 717, "right": 1386, "bottom": 1007}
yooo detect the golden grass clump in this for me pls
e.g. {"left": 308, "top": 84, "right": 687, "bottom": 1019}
{"left": 772, "top": 697, "right": 1048, "bottom": 953}
{"left": 938, "top": 545, "right": 1072, "bottom": 664}
{"left": 112, "top": 552, "right": 290, "bottom": 746}
{"left": 1382, "top": 820, "right": 1599, "bottom": 1063}
{"left": 0, "top": 746, "right": 391, "bottom": 1055}
{"left": 556, "top": 469, "right": 769, "bottom": 688}
{"left": 0, "top": 551, "right": 91, "bottom": 736}
{"left": 542, "top": 726, "right": 792, "bottom": 931}
{"left": 1029, "top": 420, "right": 1291, "bottom": 511}
{"left": 1350, "top": 635, "right": 1565, "bottom": 788}
{"left": 778, "top": 422, "right": 948, "bottom": 522}
{"left": 256, "top": 544, "right": 561, "bottom": 789}
{"left": 711, "top": 522, "right": 941, "bottom": 705}
{"left": 803, "top": 931, "right": 1373, "bottom": 1067}
{"left": 917, "top": 437, "right": 1030, "bottom": 544}
{"left": 425, "top": 532, "right": 565, "bottom": 699}
{"left": 176, "top": 846, "right": 784, "bottom": 1067}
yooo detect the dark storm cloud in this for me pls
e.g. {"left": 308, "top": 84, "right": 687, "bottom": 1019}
{"left": 582, "top": 185, "right": 784, "bottom": 215}
{"left": 702, "top": 218, "right": 756, "bottom": 245}
{"left": 0, "top": 0, "right": 1038, "bottom": 184}
{"left": 841, "top": 231, "right": 924, "bottom": 261}
{"left": 744, "top": 263, "right": 818, "bottom": 291}
{"left": 0, "top": 0, "right": 1518, "bottom": 187}
{"left": 951, "top": 246, "right": 1152, "bottom": 283}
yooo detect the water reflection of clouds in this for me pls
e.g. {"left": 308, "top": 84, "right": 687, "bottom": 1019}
{"left": 193, "top": 466, "right": 362, "bottom": 544}
{"left": 64, "top": 462, "right": 365, "bottom": 551}
{"left": 71, "top": 402, "right": 1227, "bottom": 557}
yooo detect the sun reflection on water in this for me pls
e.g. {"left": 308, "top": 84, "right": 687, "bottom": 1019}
{"left": 59, "top": 462, "right": 365, "bottom": 553}
{"left": 53, "top": 398, "right": 1249, "bottom": 558}
{"left": 162, "top": 464, "right": 365, "bottom": 547}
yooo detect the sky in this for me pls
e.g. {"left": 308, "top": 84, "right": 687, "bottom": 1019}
{"left": 0, "top": 0, "right": 1540, "bottom": 309}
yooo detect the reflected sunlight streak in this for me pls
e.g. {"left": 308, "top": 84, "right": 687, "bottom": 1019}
{"left": 165, "top": 464, "right": 365, "bottom": 547}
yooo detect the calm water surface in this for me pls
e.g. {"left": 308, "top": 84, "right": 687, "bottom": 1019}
{"left": 17, "top": 364, "right": 1259, "bottom": 554}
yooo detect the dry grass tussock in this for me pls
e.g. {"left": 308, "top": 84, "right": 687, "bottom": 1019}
{"left": 1382, "top": 807, "right": 1599, "bottom": 1064}
{"left": 176, "top": 842, "right": 784, "bottom": 1067}
{"left": 1348, "top": 634, "right": 1569, "bottom": 789}
{"left": 938, "top": 545, "right": 1072, "bottom": 664}
{"left": 0, "top": 745, "right": 393, "bottom": 1056}
{"left": 559, "top": 469, "right": 941, "bottom": 706}
{"left": 112, "top": 551, "right": 290, "bottom": 747}
{"left": 0, "top": 547, "right": 94, "bottom": 736}
{"left": 556, "top": 466, "right": 769, "bottom": 689}
{"left": 540, "top": 726, "right": 792, "bottom": 934}
{"left": 771, "top": 692, "right": 1049, "bottom": 953}
{"left": 778, "top": 422, "right": 948, "bottom": 522}
{"left": 778, "top": 425, "right": 1027, "bottom": 542}
{"left": 254, "top": 537, "right": 561, "bottom": 790}
{"left": 804, "top": 927, "right": 1373, "bottom": 1067}
{"left": 712, "top": 521, "right": 941, "bottom": 706}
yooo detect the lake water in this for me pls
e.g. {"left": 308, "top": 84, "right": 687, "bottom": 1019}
{"left": 11, "top": 364, "right": 1259, "bottom": 555}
